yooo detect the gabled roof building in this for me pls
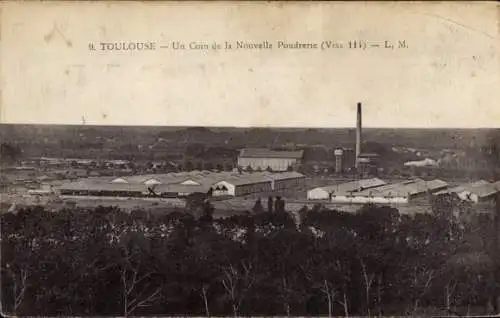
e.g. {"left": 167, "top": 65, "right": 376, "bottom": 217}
{"left": 55, "top": 171, "right": 305, "bottom": 199}
{"left": 237, "top": 148, "right": 304, "bottom": 172}
{"left": 434, "top": 180, "right": 500, "bottom": 203}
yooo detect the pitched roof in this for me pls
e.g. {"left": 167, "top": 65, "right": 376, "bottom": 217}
{"left": 268, "top": 171, "right": 305, "bottom": 180}
{"left": 354, "top": 179, "right": 448, "bottom": 197}
{"left": 316, "top": 178, "right": 387, "bottom": 194}
{"left": 59, "top": 171, "right": 305, "bottom": 192}
{"left": 58, "top": 181, "right": 148, "bottom": 192}
{"left": 238, "top": 148, "right": 304, "bottom": 159}
{"left": 434, "top": 180, "right": 499, "bottom": 198}
{"left": 215, "top": 175, "right": 273, "bottom": 186}
{"left": 358, "top": 153, "right": 380, "bottom": 158}
{"left": 153, "top": 184, "right": 210, "bottom": 194}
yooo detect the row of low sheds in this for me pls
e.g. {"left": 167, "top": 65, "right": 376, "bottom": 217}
{"left": 55, "top": 171, "right": 306, "bottom": 198}
{"left": 40, "top": 170, "right": 500, "bottom": 206}
{"left": 307, "top": 178, "right": 500, "bottom": 204}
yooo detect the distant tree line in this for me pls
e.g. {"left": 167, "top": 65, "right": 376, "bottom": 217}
{"left": 0, "top": 142, "right": 22, "bottom": 165}
{"left": 2, "top": 195, "right": 500, "bottom": 317}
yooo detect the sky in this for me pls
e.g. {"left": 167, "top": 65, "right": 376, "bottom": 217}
{"left": 1, "top": 1, "right": 498, "bottom": 128}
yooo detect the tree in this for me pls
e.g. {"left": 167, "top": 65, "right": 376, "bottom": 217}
{"left": 252, "top": 198, "right": 264, "bottom": 214}
{"left": 406, "top": 262, "right": 436, "bottom": 315}
{"left": 0, "top": 142, "right": 22, "bottom": 164}
{"left": 274, "top": 196, "right": 285, "bottom": 214}
{"left": 2, "top": 199, "right": 494, "bottom": 316}
{"left": 303, "top": 244, "right": 354, "bottom": 317}
{"left": 2, "top": 246, "right": 31, "bottom": 315}
{"left": 207, "top": 187, "right": 214, "bottom": 198}
{"left": 118, "top": 233, "right": 161, "bottom": 317}
{"left": 267, "top": 197, "right": 274, "bottom": 214}
{"left": 203, "top": 161, "right": 215, "bottom": 171}
{"left": 200, "top": 200, "right": 214, "bottom": 223}
{"left": 223, "top": 162, "right": 233, "bottom": 172}
{"left": 358, "top": 255, "right": 376, "bottom": 316}
{"left": 186, "top": 142, "right": 206, "bottom": 157}
{"left": 185, "top": 193, "right": 209, "bottom": 219}
{"left": 260, "top": 229, "right": 310, "bottom": 316}
{"left": 196, "top": 161, "right": 204, "bottom": 171}
{"left": 220, "top": 260, "right": 257, "bottom": 317}
{"left": 184, "top": 161, "right": 194, "bottom": 171}
{"left": 274, "top": 197, "right": 281, "bottom": 214}
{"left": 297, "top": 205, "right": 309, "bottom": 221}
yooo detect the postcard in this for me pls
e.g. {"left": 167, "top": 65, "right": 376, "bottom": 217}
{"left": 1, "top": 1, "right": 499, "bottom": 317}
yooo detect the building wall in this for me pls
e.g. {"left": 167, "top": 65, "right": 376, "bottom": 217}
{"left": 213, "top": 180, "right": 274, "bottom": 196}
{"left": 330, "top": 195, "right": 409, "bottom": 204}
{"left": 407, "top": 191, "right": 435, "bottom": 202}
{"left": 307, "top": 188, "right": 330, "bottom": 200}
{"left": 59, "top": 189, "right": 145, "bottom": 197}
{"left": 237, "top": 157, "right": 299, "bottom": 172}
{"left": 274, "top": 177, "right": 305, "bottom": 191}
{"left": 234, "top": 181, "right": 273, "bottom": 196}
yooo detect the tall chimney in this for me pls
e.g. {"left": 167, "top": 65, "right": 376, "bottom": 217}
{"left": 355, "top": 102, "right": 362, "bottom": 169}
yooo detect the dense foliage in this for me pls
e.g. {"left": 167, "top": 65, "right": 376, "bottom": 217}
{"left": 1, "top": 202, "right": 499, "bottom": 316}
{"left": 0, "top": 142, "right": 22, "bottom": 164}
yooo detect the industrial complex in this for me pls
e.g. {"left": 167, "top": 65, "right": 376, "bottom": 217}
{"left": 4, "top": 101, "right": 499, "bottom": 217}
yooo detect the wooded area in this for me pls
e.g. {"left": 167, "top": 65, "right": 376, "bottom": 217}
{"left": 1, "top": 199, "right": 499, "bottom": 316}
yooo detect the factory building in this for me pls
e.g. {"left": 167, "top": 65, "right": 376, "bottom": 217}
{"left": 237, "top": 148, "right": 304, "bottom": 172}
{"left": 56, "top": 171, "right": 305, "bottom": 199}
{"left": 350, "top": 178, "right": 448, "bottom": 204}
{"left": 212, "top": 171, "right": 305, "bottom": 197}
{"left": 434, "top": 180, "right": 500, "bottom": 203}
{"left": 59, "top": 181, "right": 149, "bottom": 197}
{"left": 151, "top": 184, "right": 211, "bottom": 198}
{"left": 307, "top": 178, "right": 448, "bottom": 204}
{"left": 212, "top": 178, "right": 273, "bottom": 197}
{"left": 270, "top": 171, "right": 306, "bottom": 191}
{"left": 307, "top": 178, "right": 386, "bottom": 200}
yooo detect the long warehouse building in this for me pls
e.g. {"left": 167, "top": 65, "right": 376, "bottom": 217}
{"left": 237, "top": 148, "right": 304, "bottom": 172}
{"left": 307, "top": 178, "right": 386, "bottom": 200}
{"left": 434, "top": 180, "right": 500, "bottom": 204}
{"left": 307, "top": 178, "right": 448, "bottom": 204}
{"left": 56, "top": 171, "right": 305, "bottom": 198}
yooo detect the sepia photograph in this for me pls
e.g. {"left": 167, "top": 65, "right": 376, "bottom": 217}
{"left": 0, "top": 1, "right": 499, "bottom": 317}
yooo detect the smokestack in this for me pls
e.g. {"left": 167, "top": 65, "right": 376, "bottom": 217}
{"left": 355, "top": 102, "right": 362, "bottom": 169}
